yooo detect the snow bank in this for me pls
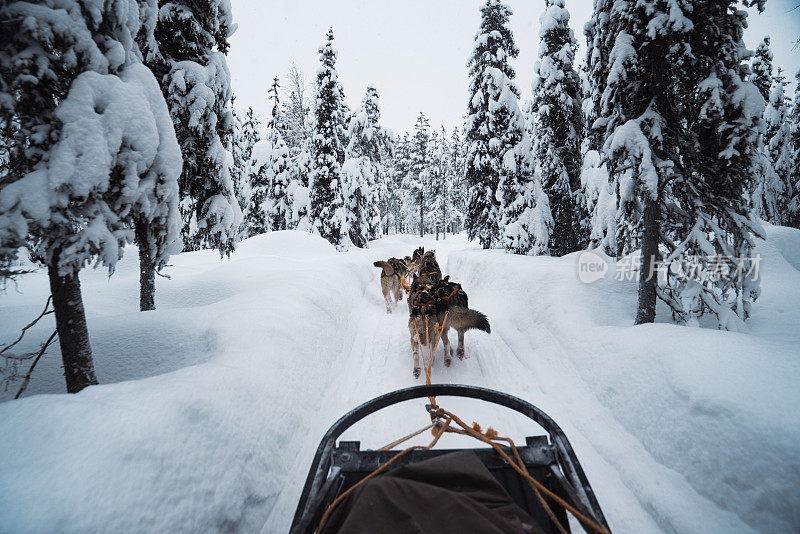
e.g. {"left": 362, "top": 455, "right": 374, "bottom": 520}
{"left": 1, "top": 231, "right": 369, "bottom": 532}
{"left": 444, "top": 226, "right": 800, "bottom": 533}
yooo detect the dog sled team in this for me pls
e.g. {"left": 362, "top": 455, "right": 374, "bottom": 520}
{"left": 374, "top": 247, "right": 490, "bottom": 378}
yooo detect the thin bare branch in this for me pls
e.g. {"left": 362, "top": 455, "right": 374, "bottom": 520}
{"left": 14, "top": 329, "right": 58, "bottom": 399}
{"left": 0, "top": 295, "right": 53, "bottom": 356}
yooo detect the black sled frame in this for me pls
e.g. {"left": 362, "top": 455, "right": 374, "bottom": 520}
{"left": 290, "top": 384, "right": 610, "bottom": 533}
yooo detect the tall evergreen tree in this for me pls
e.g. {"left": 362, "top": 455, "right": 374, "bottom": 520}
{"left": 248, "top": 77, "right": 293, "bottom": 234}
{"left": 231, "top": 104, "right": 261, "bottom": 238}
{"left": 465, "top": 0, "right": 520, "bottom": 249}
{"left": 145, "top": 0, "right": 241, "bottom": 255}
{"left": 762, "top": 68, "right": 792, "bottom": 224}
{"left": 751, "top": 36, "right": 773, "bottom": 102}
{"left": 309, "top": 28, "right": 348, "bottom": 249}
{"left": 533, "top": 0, "right": 586, "bottom": 256}
{"left": 584, "top": 0, "right": 765, "bottom": 329}
{"left": 287, "top": 140, "right": 313, "bottom": 231}
{"left": 389, "top": 133, "right": 414, "bottom": 233}
{"left": 425, "top": 128, "right": 449, "bottom": 239}
{"left": 344, "top": 86, "right": 392, "bottom": 245}
{"left": 750, "top": 36, "right": 777, "bottom": 222}
{"left": 788, "top": 71, "right": 800, "bottom": 229}
{"left": 448, "top": 127, "right": 468, "bottom": 234}
{"left": 0, "top": 0, "right": 181, "bottom": 390}
{"left": 407, "top": 112, "right": 431, "bottom": 237}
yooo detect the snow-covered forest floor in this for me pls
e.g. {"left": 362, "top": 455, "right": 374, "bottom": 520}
{"left": 1, "top": 227, "right": 799, "bottom": 533}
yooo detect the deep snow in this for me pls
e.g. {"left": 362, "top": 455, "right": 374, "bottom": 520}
{"left": 1, "top": 226, "right": 799, "bottom": 533}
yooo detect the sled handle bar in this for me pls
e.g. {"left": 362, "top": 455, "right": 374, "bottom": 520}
{"left": 290, "top": 384, "right": 609, "bottom": 532}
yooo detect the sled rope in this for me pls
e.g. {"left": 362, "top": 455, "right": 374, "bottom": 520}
{"left": 435, "top": 408, "right": 609, "bottom": 534}
{"left": 400, "top": 260, "right": 418, "bottom": 295}
{"left": 314, "top": 407, "right": 608, "bottom": 534}
{"left": 412, "top": 310, "right": 449, "bottom": 410}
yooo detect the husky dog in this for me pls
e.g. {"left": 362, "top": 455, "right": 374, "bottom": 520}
{"left": 408, "top": 275, "right": 490, "bottom": 378}
{"left": 413, "top": 250, "right": 442, "bottom": 285}
{"left": 373, "top": 257, "right": 408, "bottom": 313}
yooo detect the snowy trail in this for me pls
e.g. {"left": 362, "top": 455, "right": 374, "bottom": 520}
{"left": 264, "top": 235, "right": 751, "bottom": 533}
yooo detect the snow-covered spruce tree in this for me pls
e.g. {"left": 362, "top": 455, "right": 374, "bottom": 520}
{"left": 389, "top": 132, "right": 414, "bottom": 233}
{"left": 309, "top": 28, "right": 348, "bottom": 249}
{"left": 343, "top": 86, "right": 393, "bottom": 246}
{"left": 762, "top": 68, "right": 792, "bottom": 224}
{"left": 532, "top": 0, "right": 587, "bottom": 256}
{"left": 231, "top": 104, "right": 261, "bottom": 238}
{"left": 247, "top": 78, "right": 293, "bottom": 234}
{"left": 425, "top": 128, "right": 449, "bottom": 240}
{"left": 584, "top": 0, "right": 690, "bottom": 323}
{"left": 287, "top": 140, "right": 313, "bottom": 231}
{"left": 466, "top": 0, "right": 523, "bottom": 249}
{"left": 250, "top": 133, "right": 292, "bottom": 233}
{"left": 448, "top": 127, "right": 468, "bottom": 234}
{"left": 749, "top": 36, "right": 776, "bottom": 221}
{"left": 406, "top": 112, "right": 431, "bottom": 237}
{"left": 145, "top": 0, "right": 241, "bottom": 254}
{"left": 585, "top": 0, "right": 766, "bottom": 329}
{"left": 0, "top": 0, "right": 181, "bottom": 391}
{"left": 661, "top": 0, "right": 767, "bottom": 329}
{"left": 750, "top": 36, "right": 773, "bottom": 102}
{"left": 788, "top": 71, "right": 800, "bottom": 229}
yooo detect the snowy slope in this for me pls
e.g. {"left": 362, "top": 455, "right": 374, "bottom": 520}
{"left": 1, "top": 228, "right": 799, "bottom": 533}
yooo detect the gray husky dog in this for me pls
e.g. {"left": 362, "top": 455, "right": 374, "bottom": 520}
{"left": 373, "top": 258, "right": 408, "bottom": 313}
{"left": 407, "top": 252, "right": 490, "bottom": 378}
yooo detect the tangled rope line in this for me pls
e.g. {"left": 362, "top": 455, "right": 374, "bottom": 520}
{"left": 400, "top": 260, "right": 418, "bottom": 295}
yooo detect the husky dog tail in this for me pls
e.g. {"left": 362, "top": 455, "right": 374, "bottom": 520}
{"left": 448, "top": 307, "right": 491, "bottom": 334}
{"left": 373, "top": 261, "right": 395, "bottom": 277}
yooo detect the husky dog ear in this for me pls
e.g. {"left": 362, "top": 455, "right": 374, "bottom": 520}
{"left": 443, "top": 275, "right": 450, "bottom": 282}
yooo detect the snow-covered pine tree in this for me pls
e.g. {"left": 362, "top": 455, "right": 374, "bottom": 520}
{"left": 751, "top": 36, "right": 773, "bottom": 102}
{"left": 309, "top": 28, "right": 348, "bottom": 249}
{"left": 580, "top": 1, "right": 618, "bottom": 257}
{"left": 425, "top": 128, "right": 449, "bottom": 240}
{"left": 788, "top": 71, "right": 800, "bottom": 229}
{"left": 466, "top": 0, "right": 523, "bottom": 249}
{"left": 661, "top": 0, "right": 767, "bottom": 329}
{"left": 585, "top": 0, "right": 766, "bottom": 329}
{"left": 250, "top": 133, "right": 292, "bottom": 232}
{"left": 344, "top": 86, "right": 393, "bottom": 246}
{"left": 145, "top": 0, "right": 241, "bottom": 255}
{"left": 268, "top": 76, "right": 289, "bottom": 140}
{"left": 231, "top": 104, "right": 261, "bottom": 238}
{"left": 762, "top": 68, "right": 792, "bottom": 224}
{"left": 0, "top": 0, "right": 182, "bottom": 391}
{"left": 287, "top": 140, "right": 313, "bottom": 231}
{"left": 750, "top": 36, "right": 777, "bottom": 221}
{"left": 389, "top": 133, "right": 414, "bottom": 233}
{"left": 248, "top": 77, "right": 293, "bottom": 234}
{"left": 448, "top": 127, "right": 468, "bottom": 234}
{"left": 532, "top": 0, "right": 587, "bottom": 256}
{"left": 406, "top": 112, "right": 431, "bottom": 237}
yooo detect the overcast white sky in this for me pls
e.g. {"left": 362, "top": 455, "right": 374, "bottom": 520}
{"left": 228, "top": 0, "right": 800, "bottom": 135}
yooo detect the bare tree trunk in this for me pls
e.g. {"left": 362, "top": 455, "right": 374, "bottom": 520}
{"left": 419, "top": 190, "right": 424, "bottom": 237}
{"left": 48, "top": 257, "right": 98, "bottom": 393}
{"left": 443, "top": 198, "right": 447, "bottom": 240}
{"left": 136, "top": 220, "right": 155, "bottom": 311}
{"left": 635, "top": 194, "right": 659, "bottom": 324}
